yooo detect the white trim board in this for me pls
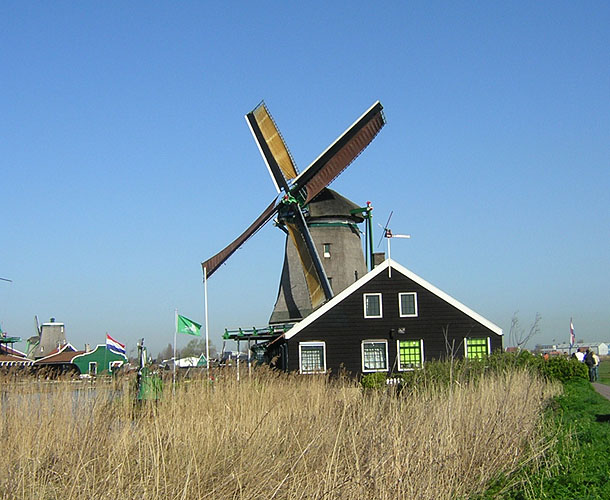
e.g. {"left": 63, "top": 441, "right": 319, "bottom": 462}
{"left": 284, "top": 258, "right": 503, "bottom": 340}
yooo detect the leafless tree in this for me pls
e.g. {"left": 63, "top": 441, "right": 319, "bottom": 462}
{"left": 508, "top": 312, "right": 542, "bottom": 350}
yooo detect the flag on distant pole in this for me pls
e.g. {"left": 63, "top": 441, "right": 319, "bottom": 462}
{"left": 570, "top": 318, "right": 575, "bottom": 347}
{"left": 106, "top": 333, "right": 126, "bottom": 355}
{"left": 177, "top": 314, "right": 202, "bottom": 336}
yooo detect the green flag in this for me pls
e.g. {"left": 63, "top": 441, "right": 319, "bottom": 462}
{"left": 177, "top": 314, "right": 201, "bottom": 336}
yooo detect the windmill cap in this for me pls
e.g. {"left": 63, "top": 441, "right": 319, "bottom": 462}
{"left": 307, "top": 188, "right": 365, "bottom": 222}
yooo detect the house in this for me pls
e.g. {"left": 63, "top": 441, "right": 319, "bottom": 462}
{"left": 161, "top": 354, "right": 207, "bottom": 370}
{"left": 265, "top": 259, "right": 503, "bottom": 377}
{"left": 0, "top": 341, "right": 34, "bottom": 369}
{"left": 34, "top": 343, "right": 84, "bottom": 375}
{"left": 34, "top": 343, "right": 127, "bottom": 376}
{"left": 71, "top": 344, "right": 128, "bottom": 376}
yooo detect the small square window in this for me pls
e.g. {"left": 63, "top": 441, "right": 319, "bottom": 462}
{"left": 398, "top": 339, "right": 424, "bottom": 370}
{"left": 465, "top": 337, "right": 489, "bottom": 359}
{"left": 362, "top": 340, "right": 388, "bottom": 372}
{"left": 364, "top": 293, "right": 382, "bottom": 318}
{"left": 299, "top": 342, "right": 326, "bottom": 374}
{"left": 399, "top": 292, "right": 418, "bottom": 317}
{"left": 323, "top": 243, "right": 331, "bottom": 258}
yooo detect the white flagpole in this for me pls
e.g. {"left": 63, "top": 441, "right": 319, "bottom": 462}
{"left": 204, "top": 266, "right": 210, "bottom": 375}
{"left": 173, "top": 309, "right": 178, "bottom": 392}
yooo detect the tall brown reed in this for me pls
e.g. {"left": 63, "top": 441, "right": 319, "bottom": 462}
{"left": 0, "top": 368, "right": 559, "bottom": 500}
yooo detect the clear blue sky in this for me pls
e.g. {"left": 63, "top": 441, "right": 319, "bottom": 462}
{"left": 2, "top": 1, "right": 608, "bottom": 357}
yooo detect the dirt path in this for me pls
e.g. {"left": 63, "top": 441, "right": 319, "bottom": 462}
{"left": 592, "top": 382, "right": 610, "bottom": 401}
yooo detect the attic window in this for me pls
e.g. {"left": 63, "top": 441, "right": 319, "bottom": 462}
{"left": 323, "top": 243, "right": 331, "bottom": 258}
{"left": 363, "top": 293, "right": 382, "bottom": 318}
{"left": 399, "top": 292, "right": 418, "bottom": 317}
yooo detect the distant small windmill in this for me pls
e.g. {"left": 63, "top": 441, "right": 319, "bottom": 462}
{"left": 378, "top": 212, "right": 410, "bottom": 277}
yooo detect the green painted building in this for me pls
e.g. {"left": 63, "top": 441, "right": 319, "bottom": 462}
{"left": 71, "top": 345, "right": 127, "bottom": 376}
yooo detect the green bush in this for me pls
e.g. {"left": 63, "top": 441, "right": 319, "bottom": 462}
{"left": 360, "top": 351, "right": 588, "bottom": 390}
{"left": 536, "top": 355, "right": 588, "bottom": 382}
{"left": 360, "top": 371, "right": 388, "bottom": 389}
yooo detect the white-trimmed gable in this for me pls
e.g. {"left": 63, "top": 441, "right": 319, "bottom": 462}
{"left": 284, "top": 258, "right": 502, "bottom": 340}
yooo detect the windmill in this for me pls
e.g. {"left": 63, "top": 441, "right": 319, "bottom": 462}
{"left": 201, "top": 101, "right": 385, "bottom": 321}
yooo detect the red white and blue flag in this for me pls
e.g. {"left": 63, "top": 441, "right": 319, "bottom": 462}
{"left": 570, "top": 318, "right": 575, "bottom": 347}
{"left": 106, "top": 333, "right": 126, "bottom": 356}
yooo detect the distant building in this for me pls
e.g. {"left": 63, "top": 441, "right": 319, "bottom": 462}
{"left": 33, "top": 343, "right": 83, "bottom": 375}
{"left": 28, "top": 318, "right": 67, "bottom": 359}
{"left": 71, "top": 344, "right": 128, "bottom": 376}
{"left": 541, "top": 343, "right": 609, "bottom": 356}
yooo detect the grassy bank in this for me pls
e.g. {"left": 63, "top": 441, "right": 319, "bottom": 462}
{"left": 0, "top": 368, "right": 557, "bottom": 500}
{"left": 480, "top": 377, "right": 610, "bottom": 499}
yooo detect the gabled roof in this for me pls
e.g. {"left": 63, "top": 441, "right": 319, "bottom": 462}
{"left": 71, "top": 344, "right": 128, "bottom": 362}
{"left": 285, "top": 258, "right": 503, "bottom": 340}
{"left": 0, "top": 344, "right": 27, "bottom": 358}
{"left": 34, "top": 343, "right": 83, "bottom": 364}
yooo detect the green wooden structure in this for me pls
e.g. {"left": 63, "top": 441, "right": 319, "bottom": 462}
{"left": 71, "top": 344, "right": 127, "bottom": 376}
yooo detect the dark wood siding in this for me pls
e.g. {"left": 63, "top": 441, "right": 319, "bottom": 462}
{"left": 286, "top": 267, "right": 503, "bottom": 376}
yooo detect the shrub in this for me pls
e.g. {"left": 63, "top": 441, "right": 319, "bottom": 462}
{"left": 360, "top": 351, "right": 588, "bottom": 390}
{"left": 536, "top": 355, "right": 588, "bottom": 382}
{"left": 360, "top": 371, "right": 388, "bottom": 389}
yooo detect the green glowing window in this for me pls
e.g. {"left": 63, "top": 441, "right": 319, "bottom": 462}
{"left": 398, "top": 340, "right": 423, "bottom": 370}
{"left": 466, "top": 337, "right": 489, "bottom": 359}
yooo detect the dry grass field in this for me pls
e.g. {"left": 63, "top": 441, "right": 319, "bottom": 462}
{"left": 0, "top": 367, "right": 559, "bottom": 500}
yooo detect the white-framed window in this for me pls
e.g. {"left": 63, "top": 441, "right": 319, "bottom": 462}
{"left": 397, "top": 339, "right": 424, "bottom": 370}
{"left": 109, "top": 361, "right": 123, "bottom": 373}
{"left": 363, "top": 293, "right": 382, "bottom": 318}
{"left": 323, "top": 243, "right": 331, "bottom": 258}
{"left": 362, "top": 340, "right": 388, "bottom": 372}
{"left": 399, "top": 292, "right": 418, "bottom": 317}
{"left": 465, "top": 337, "right": 490, "bottom": 359}
{"left": 88, "top": 361, "right": 97, "bottom": 376}
{"left": 299, "top": 342, "right": 326, "bottom": 374}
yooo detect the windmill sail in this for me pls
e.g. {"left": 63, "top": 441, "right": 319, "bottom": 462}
{"left": 201, "top": 198, "right": 279, "bottom": 278}
{"left": 246, "top": 102, "right": 299, "bottom": 192}
{"left": 291, "top": 101, "right": 385, "bottom": 203}
{"left": 285, "top": 222, "right": 327, "bottom": 310}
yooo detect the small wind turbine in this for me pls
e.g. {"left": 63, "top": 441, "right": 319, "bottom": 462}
{"left": 378, "top": 212, "right": 410, "bottom": 277}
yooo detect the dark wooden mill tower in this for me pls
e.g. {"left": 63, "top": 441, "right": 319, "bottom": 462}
{"left": 270, "top": 188, "right": 367, "bottom": 323}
